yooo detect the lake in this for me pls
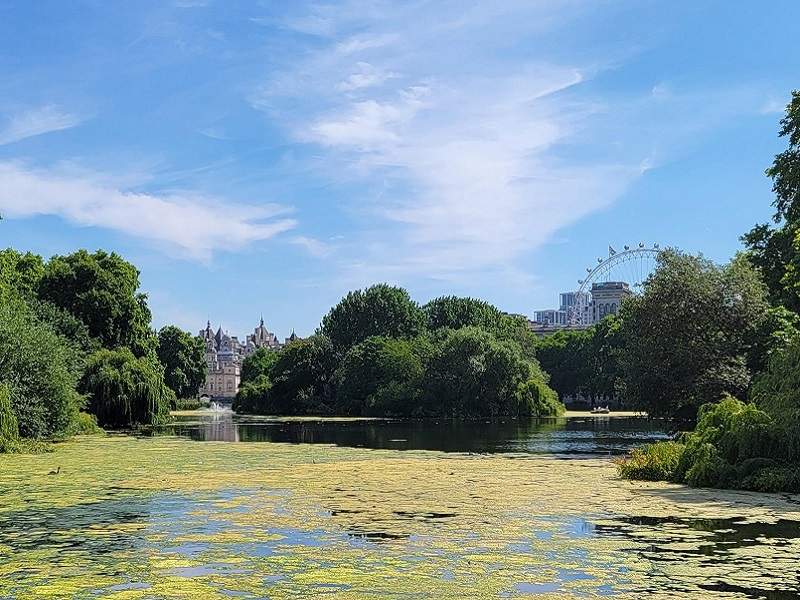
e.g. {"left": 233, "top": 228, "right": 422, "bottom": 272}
{"left": 1, "top": 411, "right": 798, "bottom": 598}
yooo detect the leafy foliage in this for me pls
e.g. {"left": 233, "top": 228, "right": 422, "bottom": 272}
{"left": 267, "top": 336, "right": 337, "bottom": 415}
{"left": 742, "top": 91, "right": 800, "bottom": 311}
{"left": 335, "top": 336, "right": 428, "bottom": 416}
{"left": 38, "top": 250, "right": 155, "bottom": 356}
{"left": 80, "top": 348, "right": 173, "bottom": 428}
{"left": 0, "top": 287, "right": 83, "bottom": 438}
{"left": 421, "top": 327, "right": 559, "bottom": 418}
{"left": 240, "top": 347, "right": 280, "bottom": 384}
{"left": 615, "top": 442, "right": 685, "bottom": 482}
{"left": 156, "top": 325, "right": 207, "bottom": 400}
{"left": 320, "top": 284, "right": 425, "bottom": 351}
{"left": 618, "top": 251, "right": 768, "bottom": 419}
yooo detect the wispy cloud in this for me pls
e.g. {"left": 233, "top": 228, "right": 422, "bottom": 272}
{"left": 0, "top": 105, "right": 83, "bottom": 146}
{"left": 254, "top": 1, "right": 640, "bottom": 280}
{"left": 0, "top": 162, "right": 296, "bottom": 260}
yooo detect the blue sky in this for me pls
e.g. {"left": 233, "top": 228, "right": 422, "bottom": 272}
{"left": 0, "top": 1, "right": 797, "bottom": 338}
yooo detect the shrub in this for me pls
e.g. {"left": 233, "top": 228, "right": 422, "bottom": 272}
{"left": 748, "top": 466, "right": 800, "bottom": 493}
{"left": 616, "top": 442, "right": 685, "bottom": 481}
{"left": 516, "top": 378, "right": 565, "bottom": 417}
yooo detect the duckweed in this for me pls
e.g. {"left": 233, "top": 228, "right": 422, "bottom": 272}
{"left": 1, "top": 435, "right": 799, "bottom": 598}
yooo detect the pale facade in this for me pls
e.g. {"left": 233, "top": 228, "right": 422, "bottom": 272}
{"left": 198, "top": 318, "right": 295, "bottom": 399}
{"left": 590, "top": 281, "right": 632, "bottom": 322}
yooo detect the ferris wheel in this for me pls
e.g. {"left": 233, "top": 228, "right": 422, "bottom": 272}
{"left": 568, "top": 243, "right": 662, "bottom": 325}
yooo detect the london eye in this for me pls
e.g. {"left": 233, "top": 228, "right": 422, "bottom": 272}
{"left": 569, "top": 243, "right": 662, "bottom": 325}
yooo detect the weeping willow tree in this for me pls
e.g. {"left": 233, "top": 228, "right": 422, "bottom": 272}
{"left": 81, "top": 348, "right": 174, "bottom": 428}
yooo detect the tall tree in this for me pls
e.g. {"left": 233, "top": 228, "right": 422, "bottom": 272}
{"left": 240, "top": 347, "right": 280, "bottom": 384}
{"left": 38, "top": 250, "right": 155, "bottom": 355}
{"left": 156, "top": 326, "right": 207, "bottom": 400}
{"left": 268, "top": 335, "right": 337, "bottom": 415}
{"left": 334, "top": 336, "right": 428, "bottom": 416}
{"left": 619, "top": 251, "right": 768, "bottom": 419}
{"left": 320, "top": 284, "right": 424, "bottom": 352}
{"left": 743, "top": 90, "right": 800, "bottom": 311}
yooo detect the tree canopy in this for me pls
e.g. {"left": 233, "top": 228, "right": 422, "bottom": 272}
{"left": 320, "top": 284, "right": 425, "bottom": 351}
{"left": 38, "top": 250, "right": 155, "bottom": 356}
{"left": 619, "top": 251, "right": 769, "bottom": 418}
{"left": 157, "top": 325, "right": 207, "bottom": 400}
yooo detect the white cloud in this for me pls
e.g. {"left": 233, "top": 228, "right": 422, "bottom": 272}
{"left": 290, "top": 235, "right": 335, "bottom": 258}
{"left": 0, "top": 162, "right": 296, "bottom": 260}
{"left": 0, "top": 105, "right": 83, "bottom": 146}
{"left": 337, "top": 62, "right": 398, "bottom": 92}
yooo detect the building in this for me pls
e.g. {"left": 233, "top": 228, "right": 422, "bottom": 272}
{"left": 198, "top": 317, "right": 290, "bottom": 399}
{"left": 590, "top": 281, "right": 632, "bottom": 322}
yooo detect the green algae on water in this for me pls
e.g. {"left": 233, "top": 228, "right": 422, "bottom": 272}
{"left": 1, "top": 435, "right": 799, "bottom": 598}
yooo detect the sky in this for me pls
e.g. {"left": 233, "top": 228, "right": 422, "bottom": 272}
{"left": 0, "top": 1, "right": 797, "bottom": 338}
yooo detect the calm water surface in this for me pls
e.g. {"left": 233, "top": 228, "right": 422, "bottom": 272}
{"left": 151, "top": 410, "right": 671, "bottom": 455}
{"left": 2, "top": 412, "right": 799, "bottom": 598}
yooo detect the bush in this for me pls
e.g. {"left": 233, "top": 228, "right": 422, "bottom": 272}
{"left": 81, "top": 348, "right": 173, "bottom": 428}
{"left": 67, "top": 412, "right": 103, "bottom": 436}
{"left": 0, "top": 288, "right": 82, "bottom": 439}
{"left": 620, "top": 396, "right": 800, "bottom": 492}
{"left": 516, "top": 378, "right": 565, "bottom": 417}
{"left": 616, "top": 442, "right": 685, "bottom": 481}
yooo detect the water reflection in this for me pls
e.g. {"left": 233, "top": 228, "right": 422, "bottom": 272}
{"left": 149, "top": 412, "right": 669, "bottom": 456}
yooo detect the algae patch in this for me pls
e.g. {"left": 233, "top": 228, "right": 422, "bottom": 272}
{"left": 1, "top": 436, "right": 799, "bottom": 598}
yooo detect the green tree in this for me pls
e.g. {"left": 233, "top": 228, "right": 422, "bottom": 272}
{"left": 268, "top": 335, "right": 337, "bottom": 415}
{"left": 81, "top": 348, "right": 173, "bottom": 428}
{"left": 240, "top": 347, "right": 280, "bottom": 384}
{"left": 38, "top": 250, "right": 155, "bottom": 355}
{"left": 320, "top": 284, "right": 424, "bottom": 351}
{"left": 232, "top": 375, "right": 273, "bottom": 415}
{"left": 156, "top": 325, "right": 207, "bottom": 400}
{"left": 743, "top": 91, "right": 800, "bottom": 311}
{"left": 0, "top": 248, "right": 44, "bottom": 297}
{"left": 335, "top": 336, "right": 428, "bottom": 416}
{"left": 0, "top": 287, "right": 82, "bottom": 438}
{"left": 424, "top": 296, "right": 537, "bottom": 359}
{"left": 619, "top": 251, "right": 769, "bottom": 419}
{"left": 750, "top": 335, "right": 800, "bottom": 459}
{"left": 535, "top": 328, "right": 592, "bottom": 401}
{"left": 422, "top": 327, "right": 558, "bottom": 418}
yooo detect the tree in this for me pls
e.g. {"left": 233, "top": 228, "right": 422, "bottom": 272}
{"left": 743, "top": 91, "right": 800, "bottom": 311}
{"left": 38, "top": 250, "right": 155, "bottom": 355}
{"left": 0, "top": 286, "right": 82, "bottom": 438}
{"left": 334, "top": 336, "right": 428, "bottom": 416}
{"left": 80, "top": 348, "right": 173, "bottom": 428}
{"left": 232, "top": 375, "right": 272, "bottom": 415}
{"left": 422, "top": 327, "right": 558, "bottom": 418}
{"left": 750, "top": 335, "right": 800, "bottom": 460}
{"left": 619, "top": 251, "right": 769, "bottom": 419}
{"left": 0, "top": 248, "right": 44, "bottom": 297}
{"left": 535, "top": 329, "right": 592, "bottom": 401}
{"left": 424, "top": 295, "right": 538, "bottom": 359}
{"left": 156, "top": 326, "right": 207, "bottom": 400}
{"left": 424, "top": 296, "right": 506, "bottom": 331}
{"left": 320, "top": 284, "right": 424, "bottom": 351}
{"left": 268, "top": 335, "right": 337, "bottom": 415}
{"left": 240, "top": 347, "right": 280, "bottom": 384}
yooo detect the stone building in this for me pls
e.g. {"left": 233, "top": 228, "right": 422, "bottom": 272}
{"left": 590, "top": 281, "right": 632, "bottom": 322}
{"left": 198, "top": 317, "right": 287, "bottom": 399}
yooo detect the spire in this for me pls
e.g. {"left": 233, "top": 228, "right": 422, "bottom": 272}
{"left": 260, "top": 313, "right": 264, "bottom": 327}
